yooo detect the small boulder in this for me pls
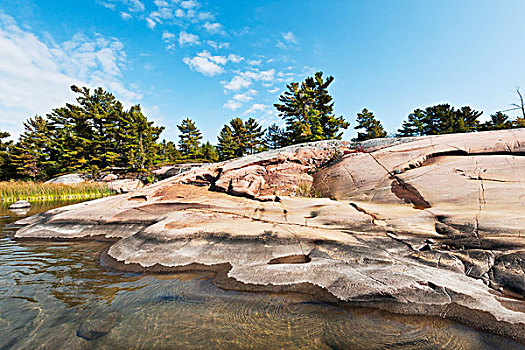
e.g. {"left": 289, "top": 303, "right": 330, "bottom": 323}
{"left": 101, "top": 173, "right": 118, "bottom": 182}
{"left": 45, "top": 174, "right": 86, "bottom": 184}
{"left": 9, "top": 200, "right": 30, "bottom": 210}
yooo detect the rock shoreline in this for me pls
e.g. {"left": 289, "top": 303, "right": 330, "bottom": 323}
{"left": 13, "top": 129, "right": 525, "bottom": 344}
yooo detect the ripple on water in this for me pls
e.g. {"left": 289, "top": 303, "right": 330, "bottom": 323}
{"left": 0, "top": 201, "right": 525, "bottom": 349}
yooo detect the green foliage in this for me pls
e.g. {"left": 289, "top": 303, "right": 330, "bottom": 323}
{"left": 397, "top": 104, "right": 482, "bottom": 136}
{"left": 274, "top": 72, "right": 349, "bottom": 145}
{"left": 353, "top": 108, "right": 387, "bottom": 141}
{"left": 0, "top": 130, "right": 13, "bottom": 180}
{"left": 158, "top": 139, "right": 182, "bottom": 164}
{"left": 264, "top": 124, "right": 286, "bottom": 150}
{"left": 177, "top": 118, "right": 202, "bottom": 158}
{"left": 198, "top": 141, "right": 219, "bottom": 162}
{"left": 216, "top": 117, "right": 266, "bottom": 161}
{"left": 8, "top": 86, "right": 164, "bottom": 179}
{"left": 244, "top": 118, "right": 266, "bottom": 154}
{"left": 10, "top": 116, "right": 55, "bottom": 180}
{"left": 479, "top": 112, "right": 513, "bottom": 131}
{"left": 217, "top": 124, "right": 237, "bottom": 161}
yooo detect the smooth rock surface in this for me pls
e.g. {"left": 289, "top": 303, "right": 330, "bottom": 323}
{"left": 107, "top": 179, "right": 144, "bottom": 193}
{"left": 13, "top": 129, "right": 525, "bottom": 344}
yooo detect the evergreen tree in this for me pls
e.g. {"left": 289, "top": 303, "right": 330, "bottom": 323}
{"left": 397, "top": 109, "right": 426, "bottom": 136}
{"left": 217, "top": 125, "right": 238, "bottom": 161}
{"left": 398, "top": 104, "right": 483, "bottom": 136}
{"left": 274, "top": 72, "right": 349, "bottom": 144}
{"left": 229, "top": 117, "right": 247, "bottom": 157}
{"left": 159, "top": 140, "right": 181, "bottom": 163}
{"left": 244, "top": 118, "right": 266, "bottom": 154}
{"left": 11, "top": 116, "right": 55, "bottom": 179}
{"left": 125, "top": 105, "right": 164, "bottom": 170}
{"left": 353, "top": 108, "right": 387, "bottom": 141}
{"left": 0, "top": 130, "right": 13, "bottom": 180}
{"left": 264, "top": 124, "right": 285, "bottom": 150}
{"left": 480, "top": 112, "right": 513, "bottom": 130}
{"left": 177, "top": 118, "right": 202, "bottom": 158}
{"left": 199, "top": 141, "right": 219, "bottom": 162}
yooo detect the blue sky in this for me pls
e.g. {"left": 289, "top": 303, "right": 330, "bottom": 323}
{"left": 1, "top": 0, "right": 525, "bottom": 142}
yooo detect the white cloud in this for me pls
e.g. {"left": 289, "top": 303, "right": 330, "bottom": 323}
{"left": 227, "top": 54, "right": 243, "bottom": 63}
{"left": 183, "top": 50, "right": 228, "bottom": 76}
{"left": 203, "top": 21, "right": 224, "bottom": 34}
{"left": 224, "top": 75, "right": 252, "bottom": 91}
{"left": 198, "top": 12, "right": 214, "bottom": 21}
{"left": 102, "top": 2, "right": 116, "bottom": 10}
{"left": 207, "top": 40, "right": 229, "bottom": 49}
{"left": 248, "top": 59, "right": 261, "bottom": 66}
{"left": 162, "top": 31, "right": 175, "bottom": 40}
{"left": 0, "top": 14, "right": 140, "bottom": 136}
{"left": 145, "top": 17, "right": 157, "bottom": 29}
{"left": 180, "top": 0, "right": 197, "bottom": 9}
{"left": 175, "top": 9, "right": 185, "bottom": 17}
{"left": 223, "top": 100, "right": 242, "bottom": 110}
{"left": 277, "top": 31, "right": 299, "bottom": 49}
{"left": 233, "top": 93, "right": 253, "bottom": 102}
{"left": 178, "top": 31, "right": 200, "bottom": 47}
{"left": 120, "top": 11, "right": 132, "bottom": 20}
{"left": 223, "top": 69, "right": 276, "bottom": 91}
{"left": 282, "top": 31, "right": 298, "bottom": 44}
{"left": 103, "top": 0, "right": 145, "bottom": 13}
{"left": 268, "top": 87, "right": 280, "bottom": 93}
{"left": 244, "top": 103, "right": 269, "bottom": 115}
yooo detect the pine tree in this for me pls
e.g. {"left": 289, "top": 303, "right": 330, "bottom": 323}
{"left": 398, "top": 104, "right": 483, "bottom": 136}
{"left": 177, "top": 118, "right": 202, "bottom": 158}
{"left": 244, "top": 118, "right": 266, "bottom": 154}
{"left": 217, "top": 125, "right": 238, "bottom": 161}
{"left": 480, "top": 112, "right": 513, "bottom": 130}
{"left": 397, "top": 109, "right": 427, "bottom": 136}
{"left": 229, "top": 117, "right": 247, "bottom": 157}
{"left": 353, "top": 108, "right": 387, "bottom": 141}
{"left": 199, "top": 141, "right": 219, "bottom": 162}
{"left": 124, "top": 105, "right": 164, "bottom": 170}
{"left": 264, "top": 124, "right": 285, "bottom": 150}
{"left": 0, "top": 130, "right": 13, "bottom": 180}
{"left": 11, "top": 116, "right": 55, "bottom": 179}
{"left": 274, "top": 72, "right": 349, "bottom": 145}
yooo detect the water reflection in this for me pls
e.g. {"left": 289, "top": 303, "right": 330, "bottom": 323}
{"left": 0, "top": 201, "right": 524, "bottom": 349}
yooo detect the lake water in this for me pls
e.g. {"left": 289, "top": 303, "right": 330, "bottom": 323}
{"left": 1, "top": 200, "right": 524, "bottom": 349}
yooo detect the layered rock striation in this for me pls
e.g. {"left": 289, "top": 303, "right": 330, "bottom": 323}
{"left": 14, "top": 129, "right": 525, "bottom": 343}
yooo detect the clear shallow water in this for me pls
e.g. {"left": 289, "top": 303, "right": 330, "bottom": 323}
{"left": 1, "top": 201, "right": 524, "bottom": 350}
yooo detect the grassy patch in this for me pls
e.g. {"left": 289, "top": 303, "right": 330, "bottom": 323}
{"left": 290, "top": 181, "right": 324, "bottom": 198}
{"left": 0, "top": 181, "right": 116, "bottom": 202}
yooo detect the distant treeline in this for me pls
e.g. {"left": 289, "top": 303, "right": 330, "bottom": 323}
{"left": 1, "top": 73, "right": 524, "bottom": 181}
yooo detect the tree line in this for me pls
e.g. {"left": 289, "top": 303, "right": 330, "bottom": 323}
{"left": 1, "top": 73, "right": 524, "bottom": 181}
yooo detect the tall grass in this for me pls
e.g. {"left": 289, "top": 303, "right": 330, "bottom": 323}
{"left": 0, "top": 181, "right": 116, "bottom": 202}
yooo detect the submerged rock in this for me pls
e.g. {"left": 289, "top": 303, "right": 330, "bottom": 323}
{"left": 13, "top": 129, "right": 525, "bottom": 344}
{"left": 9, "top": 200, "right": 30, "bottom": 209}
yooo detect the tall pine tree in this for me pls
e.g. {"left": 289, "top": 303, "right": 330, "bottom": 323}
{"left": 353, "top": 108, "right": 387, "bottom": 141}
{"left": 0, "top": 130, "right": 13, "bottom": 180}
{"left": 217, "top": 124, "right": 237, "bottom": 161}
{"left": 274, "top": 72, "right": 349, "bottom": 145}
{"left": 177, "top": 118, "right": 202, "bottom": 158}
{"left": 11, "top": 116, "right": 55, "bottom": 179}
{"left": 244, "top": 118, "right": 266, "bottom": 154}
{"left": 264, "top": 124, "right": 285, "bottom": 150}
